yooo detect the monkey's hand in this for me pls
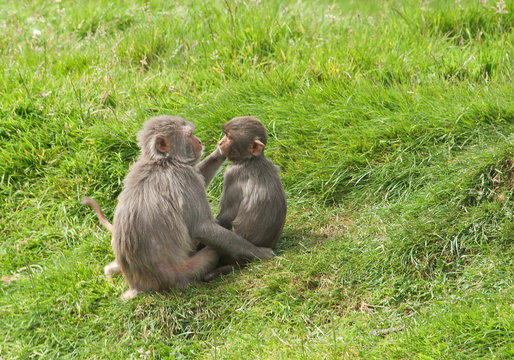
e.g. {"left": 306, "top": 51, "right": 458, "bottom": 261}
{"left": 217, "top": 145, "right": 227, "bottom": 157}
{"left": 253, "top": 247, "right": 274, "bottom": 260}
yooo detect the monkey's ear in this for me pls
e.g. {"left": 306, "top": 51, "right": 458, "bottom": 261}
{"left": 155, "top": 136, "right": 171, "bottom": 154}
{"left": 249, "top": 139, "right": 265, "bottom": 156}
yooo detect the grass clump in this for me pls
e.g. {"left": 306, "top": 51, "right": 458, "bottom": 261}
{"left": 1, "top": 0, "right": 513, "bottom": 359}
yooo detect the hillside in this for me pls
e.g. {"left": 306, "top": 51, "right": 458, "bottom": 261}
{"left": 0, "top": 0, "right": 512, "bottom": 359}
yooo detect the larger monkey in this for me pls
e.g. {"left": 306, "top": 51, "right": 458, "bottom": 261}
{"left": 83, "top": 115, "right": 272, "bottom": 300}
{"left": 204, "top": 116, "right": 287, "bottom": 280}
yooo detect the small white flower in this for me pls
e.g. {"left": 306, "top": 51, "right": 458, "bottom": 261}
{"left": 492, "top": 0, "right": 508, "bottom": 14}
{"left": 32, "top": 29, "right": 41, "bottom": 38}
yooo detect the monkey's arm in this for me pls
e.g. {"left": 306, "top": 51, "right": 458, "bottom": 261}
{"left": 192, "top": 222, "right": 274, "bottom": 261}
{"left": 196, "top": 148, "right": 226, "bottom": 187}
{"left": 215, "top": 171, "right": 244, "bottom": 229}
{"left": 216, "top": 184, "right": 242, "bottom": 230}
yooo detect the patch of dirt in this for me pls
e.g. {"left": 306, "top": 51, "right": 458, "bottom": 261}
{"left": 493, "top": 158, "right": 514, "bottom": 202}
{"left": 1, "top": 265, "right": 43, "bottom": 284}
{"left": 314, "top": 212, "right": 355, "bottom": 240}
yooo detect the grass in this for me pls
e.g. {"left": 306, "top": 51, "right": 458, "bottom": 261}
{"left": 0, "top": 0, "right": 513, "bottom": 358}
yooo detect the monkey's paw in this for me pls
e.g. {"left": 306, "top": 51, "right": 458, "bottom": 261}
{"left": 255, "top": 247, "right": 274, "bottom": 260}
{"left": 119, "top": 288, "right": 140, "bottom": 301}
{"left": 104, "top": 261, "right": 121, "bottom": 279}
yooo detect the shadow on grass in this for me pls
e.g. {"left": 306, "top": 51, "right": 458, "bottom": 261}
{"left": 276, "top": 224, "right": 327, "bottom": 253}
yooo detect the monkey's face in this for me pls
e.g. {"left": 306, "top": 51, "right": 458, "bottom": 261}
{"left": 138, "top": 116, "right": 204, "bottom": 164}
{"left": 218, "top": 134, "right": 232, "bottom": 158}
{"left": 218, "top": 132, "right": 245, "bottom": 161}
{"left": 186, "top": 129, "right": 203, "bottom": 160}
{"left": 171, "top": 126, "right": 203, "bottom": 164}
{"left": 220, "top": 117, "right": 268, "bottom": 162}
{"left": 219, "top": 131, "right": 263, "bottom": 161}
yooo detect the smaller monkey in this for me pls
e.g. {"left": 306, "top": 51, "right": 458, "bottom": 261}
{"left": 205, "top": 116, "right": 287, "bottom": 280}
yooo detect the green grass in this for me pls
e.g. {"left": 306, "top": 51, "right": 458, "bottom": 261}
{"left": 1, "top": 0, "right": 513, "bottom": 358}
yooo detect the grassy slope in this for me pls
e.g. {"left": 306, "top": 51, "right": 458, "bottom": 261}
{"left": 0, "top": 0, "right": 513, "bottom": 358}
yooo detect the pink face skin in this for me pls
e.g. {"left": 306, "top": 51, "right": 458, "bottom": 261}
{"left": 218, "top": 134, "right": 231, "bottom": 157}
{"left": 186, "top": 129, "right": 203, "bottom": 160}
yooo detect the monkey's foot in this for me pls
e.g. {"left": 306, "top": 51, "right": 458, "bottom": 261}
{"left": 204, "top": 264, "right": 239, "bottom": 282}
{"left": 104, "top": 261, "right": 121, "bottom": 279}
{"left": 255, "top": 247, "right": 275, "bottom": 260}
{"left": 119, "top": 288, "right": 140, "bottom": 301}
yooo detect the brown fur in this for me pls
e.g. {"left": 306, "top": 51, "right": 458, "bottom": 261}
{"left": 205, "top": 116, "right": 287, "bottom": 280}
{"left": 83, "top": 115, "right": 273, "bottom": 299}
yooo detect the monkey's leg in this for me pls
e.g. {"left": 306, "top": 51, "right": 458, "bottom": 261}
{"left": 172, "top": 247, "right": 220, "bottom": 286}
{"left": 157, "top": 247, "right": 220, "bottom": 289}
{"left": 204, "top": 262, "right": 245, "bottom": 282}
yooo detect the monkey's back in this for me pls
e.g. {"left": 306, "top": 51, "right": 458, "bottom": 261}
{"left": 112, "top": 160, "right": 198, "bottom": 290}
{"left": 225, "top": 156, "right": 287, "bottom": 248}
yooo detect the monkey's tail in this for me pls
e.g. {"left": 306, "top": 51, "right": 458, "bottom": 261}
{"left": 81, "top": 196, "right": 114, "bottom": 233}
